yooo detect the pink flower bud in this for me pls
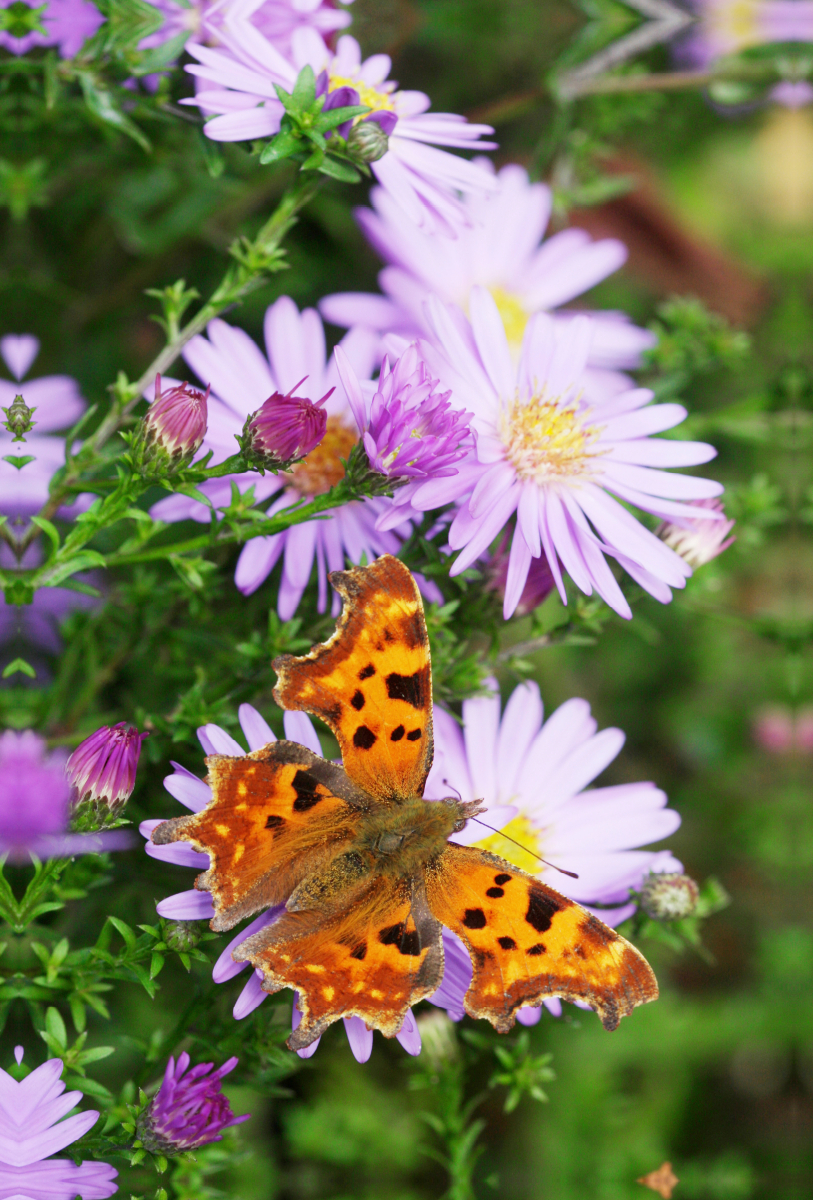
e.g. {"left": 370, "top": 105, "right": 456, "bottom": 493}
{"left": 657, "top": 498, "right": 735, "bottom": 568}
{"left": 66, "top": 722, "right": 148, "bottom": 818}
{"left": 142, "top": 375, "right": 209, "bottom": 462}
{"left": 242, "top": 378, "right": 330, "bottom": 469}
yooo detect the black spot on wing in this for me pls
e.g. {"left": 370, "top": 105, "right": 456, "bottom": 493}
{"left": 494, "top": 873, "right": 512, "bottom": 885}
{"left": 291, "top": 770, "right": 322, "bottom": 812}
{"left": 265, "top": 814, "right": 285, "bottom": 830}
{"left": 349, "top": 942, "right": 367, "bottom": 961}
{"left": 358, "top": 663, "right": 375, "bottom": 680}
{"left": 406, "top": 729, "right": 422, "bottom": 742}
{"left": 385, "top": 670, "right": 428, "bottom": 708}
{"left": 462, "top": 908, "right": 486, "bottom": 930}
{"left": 391, "top": 725, "right": 405, "bottom": 741}
{"left": 527, "top": 943, "right": 546, "bottom": 956}
{"left": 526, "top": 888, "right": 562, "bottom": 933}
{"left": 401, "top": 611, "right": 426, "bottom": 650}
{"left": 383, "top": 628, "right": 395, "bottom": 643}
{"left": 378, "top": 922, "right": 421, "bottom": 956}
{"left": 497, "top": 936, "right": 516, "bottom": 950}
{"left": 353, "top": 726, "right": 377, "bottom": 750}
{"left": 486, "top": 887, "right": 505, "bottom": 899}
{"left": 351, "top": 690, "right": 365, "bottom": 711}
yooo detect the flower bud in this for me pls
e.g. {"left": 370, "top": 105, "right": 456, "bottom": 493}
{"left": 657, "top": 498, "right": 735, "bottom": 568}
{"left": 640, "top": 872, "right": 699, "bottom": 921}
{"left": 346, "top": 119, "right": 390, "bottom": 163}
{"left": 2, "top": 394, "right": 36, "bottom": 442}
{"left": 415, "top": 1010, "right": 458, "bottom": 1070}
{"left": 134, "top": 375, "right": 209, "bottom": 473}
{"left": 240, "top": 379, "right": 330, "bottom": 472}
{"left": 66, "top": 721, "right": 148, "bottom": 824}
{"left": 164, "top": 921, "right": 202, "bottom": 953}
{"left": 136, "top": 1053, "right": 248, "bottom": 1154}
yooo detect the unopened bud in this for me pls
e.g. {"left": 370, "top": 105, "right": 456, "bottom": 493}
{"left": 2, "top": 394, "right": 36, "bottom": 442}
{"left": 658, "top": 499, "right": 735, "bottom": 568}
{"left": 134, "top": 375, "right": 209, "bottom": 473}
{"left": 136, "top": 1053, "right": 248, "bottom": 1154}
{"left": 346, "top": 119, "right": 390, "bottom": 163}
{"left": 416, "top": 1010, "right": 458, "bottom": 1070}
{"left": 164, "top": 921, "right": 201, "bottom": 953}
{"left": 640, "top": 872, "right": 699, "bottom": 921}
{"left": 66, "top": 721, "right": 148, "bottom": 825}
{"left": 239, "top": 378, "right": 329, "bottom": 472}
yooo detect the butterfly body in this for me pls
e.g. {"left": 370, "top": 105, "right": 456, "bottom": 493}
{"left": 153, "top": 554, "right": 659, "bottom": 1050}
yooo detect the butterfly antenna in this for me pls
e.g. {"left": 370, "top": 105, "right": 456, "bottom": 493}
{"left": 442, "top": 778, "right": 463, "bottom": 803}
{"left": 468, "top": 817, "right": 579, "bottom": 880}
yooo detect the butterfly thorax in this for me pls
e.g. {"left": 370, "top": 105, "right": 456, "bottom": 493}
{"left": 350, "top": 795, "right": 479, "bottom": 881}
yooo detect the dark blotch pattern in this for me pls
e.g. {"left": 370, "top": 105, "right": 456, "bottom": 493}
{"left": 525, "top": 888, "right": 562, "bottom": 933}
{"left": 494, "top": 873, "right": 512, "bottom": 885}
{"left": 378, "top": 923, "right": 422, "bottom": 956}
{"left": 358, "top": 663, "right": 375, "bottom": 680}
{"left": 383, "top": 628, "right": 395, "bottom": 643}
{"left": 580, "top": 913, "right": 618, "bottom": 944}
{"left": 353, "top": 725, "right": 377, "bottom": 750}
{"left": 391, "top": 725, "right": 405, "bottom": 742}
{"left": 497, "top": 936, "right": 516, "bottom": 951}
{"left": 291, "top": 770, "right": 322, "bottom": 813}
{"left": 265, "top": 814, "right": 285, "bottom": 830}
{"left": 406, "top": 729, "right": 422, "bottom": 742}
{"left": 349, "top": 942, "right": 367, "bottom": 961}
{"left": 462, "top": 908, "right": 487, "bottom": 930}
{"left": 351, "top": 689, "right": 365, "bottom": 711}
{"left": 527, "top": 943, "right": 546, "bottom": 956}
{"left": 385, "top": 671, "right": 427, "bottom": 708}
{"left": 486, "top": 886, "right": 505, "bottom": 899}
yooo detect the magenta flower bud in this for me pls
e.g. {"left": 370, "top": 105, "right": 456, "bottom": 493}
{"left": 137, "top": 1054, "right": 249, "bottom": 1154}
{"left": 66, "top": 721, "right": 148, "bottom": 820}
{"left": 241, "top": 377, "right": 330, "bottom": 471}
{"left": 657, "top": 498, "right": 735, "bottom": 568}
{"left": 137, "top": 375, "right": 209, "bottom": 471}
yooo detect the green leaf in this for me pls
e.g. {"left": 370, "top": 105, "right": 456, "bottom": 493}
{"left": 292, "top": 63, "right": 316, "bottom": 111}
{"left": 40, "top": 551, "right": 107, "bottom": 587}
{"left": 259, "top": 131, "right": 303, "bottom": 165}
{"left": 30, "top": 515, "right": 61, "bottom": 558}
{"left": 1, "top": 455, "right": 35, "bottom": 469}
{"left": 2, "top": 658, "right": 36, "bottom": 679}
{"left": 44, "top": 1007, "right": 68, "bottom": 1054}
{"left": 313, "top": 104, "right": 370, "bottom": 132}
{"left": 77, "top": 72, "right": 151, "bottom": 153}
{"left": 107, "top": 917, "right": 137, "bottom": 951}
{"left": 317, "top": 155, "right": 362, "bottom": 183}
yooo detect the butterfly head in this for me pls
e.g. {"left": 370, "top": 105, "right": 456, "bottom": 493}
{"left": 354, "top": 795, "right": 485, "bottom": 879}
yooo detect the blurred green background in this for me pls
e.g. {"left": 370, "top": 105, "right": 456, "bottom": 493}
{"left": 6, "top": 0, "right": 813, "bottom": 1196}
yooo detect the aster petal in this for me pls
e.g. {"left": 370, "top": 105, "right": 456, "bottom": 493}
{"left": 449, "top": 481, "right": 521, "bottom": 575}
{"left": 235, "top": 531, "right": 287, "bottom": 596}
{"left": 601, "top": 403, "right": 687, "bottom": 440}
{"left": 343, "top": 1017, "right": 374, "bottom": 1063}
{"left": 213, "top": 908, "right": 282, "bottom": 982}
{"left": 197, "top": 724, "right": 245, "bottom": 757}
{"left": 462, "top": 686, "right": 500, "bottom": 805}
{"left": 605, "top": 439, "right": 718, "bottom": 467}
{"left": 496, "top": 681, "right": 543, "bottom": 799}
{"left": 516, "top": 1006, "right": 542, "bottom": 1026}
{"left": 163, "top": 772, "right": 212, "bottom": 813}
{"left": 469, "top": 287, "right": 515, "bottom": 398}
{"left": 233, "top": 971, "right": 269, "bottom": 1019}
{"left": 0, "top": 334, "right": 39, "bottom": 380}
{"left": 283, "top": 711, "right": 323, "bottom": 755}
{"left": 602, "top": 462, "right": 724, "bottom": 501}
{"left": 503, "top": 527, "right": 533, "bottom": 618}
{"left": 395, "top": 1010, "right": 422, "bottom": 1055}
{"left": 157, "top": 890, "right": 215, "bottom": 920}
{"left": 238, "top": 704, "right": 276, "bottom": 752}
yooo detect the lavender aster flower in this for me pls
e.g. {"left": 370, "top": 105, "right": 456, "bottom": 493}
{"left": 0, "top": 1047, "right": 117, "bottom": 1200}
{"left": 321, "top": 164, "right": 655, "bottom": 375}
{"left": 142, "top": 703, "right": 422, "bottom": 1063}
{"left": 0, "top": 731, "right": 130, "bottom": 861}
{"left": 241, "top": 380, "right": 330, "bottom": 468}
{"left": 137, "top": 1053, "right": 248, "bottom": 1153}
{"left": 423, "top": 680, "right": 682, "bottom": 1023}
{"left": 66, "top": 722, "right": 148, "bottom": 819}
{"left": 657, "top": 497, "right": 736, "bottom": 567}
{"left": 0, "top": 0, "right": 103, "bottom": 57}
{"left": 185, "top": 26, "right": 497, "bottom": 232}
{"left": 149, "top": 297, "right": 440, "bottom": 619}
{"left": 397, "top": 290, "right": 724, "bottom": 620}
{"left": 334, "top": 341, "right": 473, "bottom": 485}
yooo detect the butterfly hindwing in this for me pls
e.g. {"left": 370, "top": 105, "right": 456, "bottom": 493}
{"left": 152, "top": 741, "right": 369, "bottom": 932}
{"left": 273, "top": 555, "right": 434, "bottom": 802}
{"left": 424, "top": 844, "right": 658, "bottom": 1031}
{"left": 233, "top": 875, "right": 444, "bottom": 1047}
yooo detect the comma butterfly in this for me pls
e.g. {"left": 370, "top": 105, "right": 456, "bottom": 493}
{"left": 152, "top": 555, "right": 658, "bottom": 1050}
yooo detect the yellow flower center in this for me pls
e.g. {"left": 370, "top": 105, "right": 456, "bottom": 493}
{"left": 473, "top": 813, "right": 546, "bottom": 876}
{"left": 711, "top": 0, "right": 760, "bottom": 49}
{"left": 328, "top": 74, "right": 396, "bottom": 123}
{"left": 489, "top": 287, "right": 530, "bottom": 350}
{"left": 501, "top": 390, "right": 600, "bottom": 484}
{"left": 286, "top": 416, "right": 357, "bottom": 497}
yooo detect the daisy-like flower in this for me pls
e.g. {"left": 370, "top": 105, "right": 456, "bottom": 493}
{"left": 185, "top": 22, "right": 497, "bottom": 232}
{"left": 149, "top": 297, "right": 438, "bottom": 619}
{"left": 321, "top": 164, "right": 655, "bottom": 377}
{"left": 0, "top": 1047, "right": 117, "bottom": 1200}
{"left": 0, "top": 0, "right": 103, "bottom": 56}
{"left": 423, "top": 680, "right": 682, "bottom": 1024}
{"left": 0, "top": 730, "right": 131, "bottom": 861}
{"left": 137, "top": 1053, "right": 248, "bottom": 1153}
{"left": 0, "top": 335, "right": 87, "bottom": 521}
{"left": 657, "top": 497, "right": 735, "bottom": 567}
{"left": 66, "top": 722, "right": 148, "bottom": 818}
{"left": 400, "top": 290, "right": 723, "bottom": 620}
{"left": 142, "top": 703, "right": 422, "bottom": 1063}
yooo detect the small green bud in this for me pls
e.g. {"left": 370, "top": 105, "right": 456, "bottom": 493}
{"left": 165, "top": 921, "right": 202, "bottom": 953}
{"left": 2, "top": 394, "right": 36, "bottom": 442}
{"left": 346, "top": 120, "right": 389, "bottom": 164}
{"left": 640, "top": 872, "right": 699, "bottom": 921}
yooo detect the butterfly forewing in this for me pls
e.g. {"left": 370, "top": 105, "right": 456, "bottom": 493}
{"left": 425, "top": 844, "right": 658, "bottom": 1032}
{"left": 273, "top": 556, "right": 434, "bottom": 802}
{"left": 152, "top": 742, "right": 369, "bottom": 931}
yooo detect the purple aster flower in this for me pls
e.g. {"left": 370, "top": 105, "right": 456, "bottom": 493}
{"left": 149, "top": 297, "right": 441, "bottom": 619}
{"left": 422, "top": 680, "right": 682, "bottom": 1024}
{"left": 0, "top": 1047, "right": 116, "bottom": 1199}
{"left": 0, "top": 0, "right": 103, "bottom": 56}
{"left": 138, "top": 375, "right": 209, "bottom": 467}
{"left": 141, "top": 703, "right": 423, "bottom": 1063}
{"left": 393, "top": 290, "right": 724, "bottom": 620}
{"left": 657, "top": 498, "right": 735, "bottom": 567}
{"left": 66, "top": 722, "right": 148, "bottom": 818}
{"left": 137, "top": 1053, "right": 248, "bottom": 1153}
{"left": 334, "top": 341, "right": 473, "bottom": 483}
{"left": 241, "top": 380, "right": 330, "bottom": 468}
{"left": 320, "top": 164, "right": 655, "bottom": 378}
{"left": 184, "top": 26, "right": 497, "bottom": 233}
{"left": 0, "top": 335, "right": 89, "bottom": 522}
{"left": 0, "top": 730, "right": 131, "bottom": 861}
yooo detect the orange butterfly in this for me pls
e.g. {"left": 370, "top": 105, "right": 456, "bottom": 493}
{"left": 152, "top": 554, "right": 657, "bottom": 1050}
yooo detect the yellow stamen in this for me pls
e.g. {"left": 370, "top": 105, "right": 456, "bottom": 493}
{"left": 328, "top": 74, "right": 396, "bottom": 124}
{"left": 489, "top": 286, "right": 530, "bottom": 349}
{"left": 474, "top": 813, "right": 546, "bottom": 876}
{"left": 287, "top": 415, "right": 356, "bottom": 497}
{"left": 501, "top": 389, "right": 600, "bottom": 484}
